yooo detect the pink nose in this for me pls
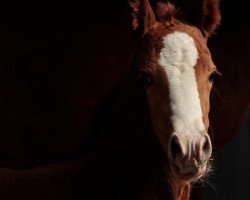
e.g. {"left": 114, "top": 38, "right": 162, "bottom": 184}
{"left": 169, "top": 133, "right": 212, "bottom": 168}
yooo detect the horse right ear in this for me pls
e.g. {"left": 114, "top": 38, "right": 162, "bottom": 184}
{"left": 129, "top": 0, "right": 156, "bottom": 35}
{"left": 175, "top": 0, "right": 221, "bottom": 38}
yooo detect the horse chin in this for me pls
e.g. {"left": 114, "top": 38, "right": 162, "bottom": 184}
{"left": 171, "top": 163, "right": 207, "bottom": 183}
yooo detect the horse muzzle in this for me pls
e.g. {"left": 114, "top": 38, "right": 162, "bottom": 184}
{"left": 168, "top": 132, "right": 212, "bottom": 181}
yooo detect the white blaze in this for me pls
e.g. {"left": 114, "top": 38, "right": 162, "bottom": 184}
{"left": 159, "top": 31, "right": 205, "bottom": 135}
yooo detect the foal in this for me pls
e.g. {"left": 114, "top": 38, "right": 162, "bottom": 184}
{"left": 130, "top": 1, "right": 221, "bottom": 199}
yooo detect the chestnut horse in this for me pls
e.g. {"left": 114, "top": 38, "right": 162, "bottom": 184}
{"left": 128, "top": 0, "right": 220, "bottom": 198}
{"left": 1, "top": 0, "right": 246, "bottom": 200}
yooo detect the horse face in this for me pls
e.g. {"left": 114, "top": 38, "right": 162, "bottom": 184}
{"left": 137, "top": 24, "right": 218, "bottom": 182}
{"left": 130, "top": 0, "right": 221, "bottom": 183}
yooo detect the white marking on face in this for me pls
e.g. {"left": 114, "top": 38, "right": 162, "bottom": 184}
{"left": 159, "top": 31, "right": 205, "bottom": 135}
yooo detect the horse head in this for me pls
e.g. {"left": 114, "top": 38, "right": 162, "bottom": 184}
{"left": 129, "top": 0, "right": 221, "bottom": 183}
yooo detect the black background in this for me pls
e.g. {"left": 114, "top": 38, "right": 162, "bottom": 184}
{"left": 205, "top": 0, "right": 250, "bottom": 198}
{"left": 0, "top": 0, "right": 249, "bottom": 199}
{"left": 205, "top": 116, "right": 250, "bottom": 199}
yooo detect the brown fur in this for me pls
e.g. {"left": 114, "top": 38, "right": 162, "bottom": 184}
{"left": 155, "top": 2, "right": 176, "bottom": 25}
{"left": 174, "top": 0, "right": 221, "bottom": 37}
{"left": 136, "top": 22, "right": 215, "bottom": 200}
{"left": 178, "top": 184, "right": 191, "bottom": 200}
{"left": 2, "top": 1, "right": 248, "bottom": 200}
{"left": 131, "top": 1, "right": 219, "bottom": 199}
{"left": 129, "top": 0, "right": 156, "bottom": 34}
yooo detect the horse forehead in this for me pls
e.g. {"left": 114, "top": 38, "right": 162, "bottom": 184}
{"left": 175, "top": 28, "right": 206, "bottom": 48}
{"left": 159, "top": 31, "right": 199, "bottom": 70}
{"left": 157, "top": 30, "right": 214, "bottom": 83}
{"left": 142, "top": 25, "right": 212, "bottom": 72}
{"left": 157, "top": 27, "right": 212, "bottom": 71}
{"left": 158, "top": 31, "right": 206, "bottom": 134}
{"left": 146, "top": 24, "right": 208, "bottom": 56}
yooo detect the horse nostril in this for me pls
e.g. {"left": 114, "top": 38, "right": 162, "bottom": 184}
{"left": 169, "top": 135, "right": 183, "bottom": 161}
{"left": 203, "top": 137, "right": 210, "bottom": 152}
{"left": 202, "top": 135, "right": 212, "bottom": 155}
{"left": 198, "top": 134, "right": 212, "bottom": 164}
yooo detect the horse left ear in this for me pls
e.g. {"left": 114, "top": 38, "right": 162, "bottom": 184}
{"left": 176, "top": 0, "right": 221, "bottom": 38}
{"left": 129, "top": 0, "right": 156, "bottom": 35}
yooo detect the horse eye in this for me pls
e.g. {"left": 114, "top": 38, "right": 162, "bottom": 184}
{"left": 139, "top": 74, "right": 152, "bottom": 86}
{"left": 208, "top": 71, "right": 217, "bottom": 82}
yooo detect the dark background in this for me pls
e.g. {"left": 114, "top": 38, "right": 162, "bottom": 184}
{"left": 0, "top": 0, "right": 249, "bottom": 199}
{"left": 204, "top": 0, "right": 250, "bottom": 200}
{"left": 205, "top": 115, "right": 250, "bottom": 199}
{"left": 204, "top": 0, "right": 250, "bottom": 198}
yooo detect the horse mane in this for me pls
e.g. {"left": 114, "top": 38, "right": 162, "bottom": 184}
{"left": 154, "top": 2, "right": 176, "bottom": 25}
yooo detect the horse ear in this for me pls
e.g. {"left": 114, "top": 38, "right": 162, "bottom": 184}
{"left": 129, "top": 0, "right": 156, "bottom": 34}
{"left": 177, "top": 0, "right": 221, "bottom": 37}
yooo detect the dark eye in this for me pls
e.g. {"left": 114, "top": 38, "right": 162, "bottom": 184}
{"left": 208, "top": 71, "right": 219, "bottom": 82}
{"left": 139, "top": 73, "right": 152, "bottom": 86}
